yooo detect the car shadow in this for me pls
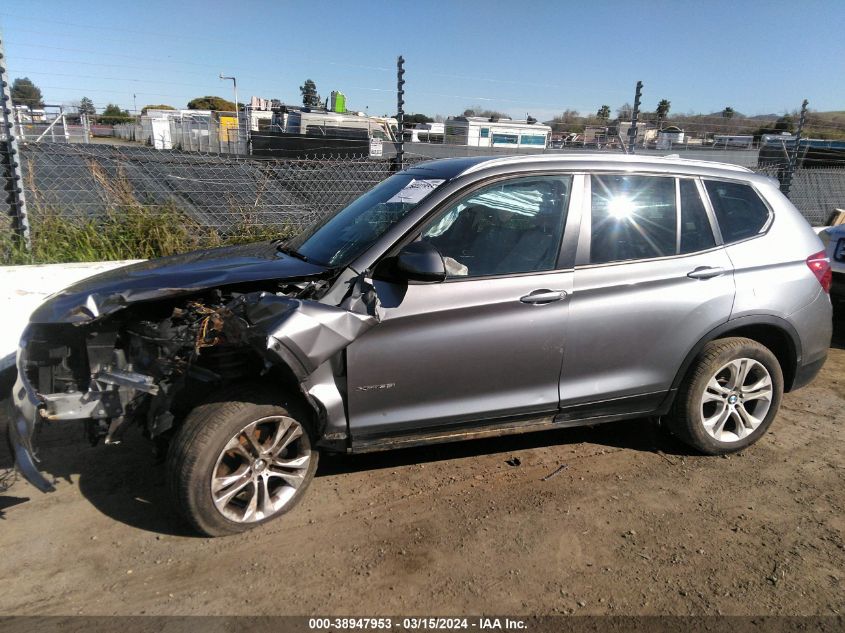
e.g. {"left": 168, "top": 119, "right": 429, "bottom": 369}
{"left": 0, "top": 414, "right": 197, "bottom": 536}
{"left": 0, "top": 308, "right": 841, "bottom": 535}
{"left": 0, "top": 408, "right": 685, "bottom": 535}
{"left": 317, "top": 416, "right": 686, "bottom": 477}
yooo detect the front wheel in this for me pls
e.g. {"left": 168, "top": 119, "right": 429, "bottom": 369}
{"left": 167, "top": 387, "right": 318, "bottom": 536}
{"left": 669, "top": 337, "right": 784, "bottom": 455}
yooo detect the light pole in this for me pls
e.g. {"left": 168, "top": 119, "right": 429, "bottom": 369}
{"left": 219, "top": 73, "right": 240, "bottom": 152}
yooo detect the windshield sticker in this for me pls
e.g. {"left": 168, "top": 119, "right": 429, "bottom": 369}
{"left": 386, "top": 179, "right": 445, "bottom": 204}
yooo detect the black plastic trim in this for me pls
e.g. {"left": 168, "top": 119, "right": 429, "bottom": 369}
{"left": 669, "top": 314, "right": 803, "bottom": 392}
{"left": 346, "top": 392, "right": 671, "bottom": 454}
{"left": 791, "top": 354, "right": 828, "bottom": 391}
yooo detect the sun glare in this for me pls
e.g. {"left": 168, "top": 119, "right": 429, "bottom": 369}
{"left": 607, "top": 196, "right": 636, "bottom": 219}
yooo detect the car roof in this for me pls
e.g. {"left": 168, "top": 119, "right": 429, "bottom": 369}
{"left": 403, "top": 153, "right": 768, "bottom": 184}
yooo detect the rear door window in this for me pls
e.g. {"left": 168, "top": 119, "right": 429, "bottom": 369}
{"left": 704, "top": 180, "right": 770, "bottom": 243}
{"left": 590, "top": 175, "right": 677, "bottom": 264}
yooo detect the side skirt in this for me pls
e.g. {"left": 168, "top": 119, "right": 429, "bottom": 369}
{"left": 347, "top": 390, "right": 675, "bottom": 454}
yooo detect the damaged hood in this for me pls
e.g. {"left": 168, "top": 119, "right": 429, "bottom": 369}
{"left": 29, "top": 241, "right": 329, "bottom": 324}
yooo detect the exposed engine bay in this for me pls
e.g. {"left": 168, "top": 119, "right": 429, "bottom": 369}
{"left": 12, "top": 269, "right": 380, "bottom": 491}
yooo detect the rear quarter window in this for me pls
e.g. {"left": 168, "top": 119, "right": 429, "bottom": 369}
{"left": 704, "top": 180, "right": 770, "bottom": 243}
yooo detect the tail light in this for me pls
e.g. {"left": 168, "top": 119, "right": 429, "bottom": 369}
{"left": 806, "top": 250, "right": 832, "bottom": 293}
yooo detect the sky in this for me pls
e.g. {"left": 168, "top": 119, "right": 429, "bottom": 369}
{"left": 2, "top": 0, "right": 844, "bottom": 121}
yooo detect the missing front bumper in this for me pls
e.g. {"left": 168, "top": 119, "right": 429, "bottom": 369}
{"left": 8, "top": 372, "right": 55, "bottom": 493}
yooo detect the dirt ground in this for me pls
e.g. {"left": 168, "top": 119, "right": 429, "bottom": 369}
{"left": 0, "top": 316, "right": 843, "bottom": 617}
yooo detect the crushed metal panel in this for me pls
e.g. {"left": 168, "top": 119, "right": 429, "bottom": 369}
{"left": 235, "top": 293, "right": 377, "bottom": 380}
{"left": 301, "top": 360, "right": 348, "bottom": 447}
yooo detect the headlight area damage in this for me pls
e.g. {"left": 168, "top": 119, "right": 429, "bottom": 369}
{"left": 9, "top": 274, "right": 379, "bottom": 492}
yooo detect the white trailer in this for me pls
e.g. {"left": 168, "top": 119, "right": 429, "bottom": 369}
{"left": 713, "top": 134, "right": 754, "bottom": 149}
{"left": 404, "top": 122, "right": 445, "bottom": 143}
{"left": 444, "top": 116, "right": 551, "bottom": 149}
{"left": 656, "top": 126, "right": 685, "bottom": 149}
{"left": 283, "top": 109, "right": 397, "bottom": 141}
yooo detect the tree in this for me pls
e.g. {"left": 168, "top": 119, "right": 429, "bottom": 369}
{"left": 142, "top": 104, "right": 176, "bottom": 114}
{"left": 616, "top": 102, "right": 633, "bottom": 120}
{"left": 299, "top": 79, "right": 321, "bottom": 108}
{"left": 656, "top": 99, "right": 671, "bottom": 122}
{"left": 79, "top": 97, "right": 96, "bottom": 116}
{"left": 550, "top": 109, "right": 582, "bottom": 132}
{"left": 555, "top": 109, "right": 580, "bottom": 123}
{"left": 99, "top": 103, "right": 132, "bottom": 124}
{"left": 187, "top": 96, "right": 236, "bottom": 111}
{"left": 596, "top": 105, "right": 611, "bottom": 120}
{"left": 752, "top": 114, "right": 796, "bottom": 141}
{"left": 774, "top": 114, "right": 795, "bottom": 132}
{"left": 404, "top": 113, "right": 433, "bottom": 126}
{"left": 11, "top": 77, "right": 44, "bottom": 108}
{"left": 462, "top": 105, "right": 509, "bottom": 119}
{"left": 721, "top": 106, "right": 735, "bottom": 119}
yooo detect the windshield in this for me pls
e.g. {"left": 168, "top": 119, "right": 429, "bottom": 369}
{"left": 287, "top": 173, "right": 445, "bottom": 267}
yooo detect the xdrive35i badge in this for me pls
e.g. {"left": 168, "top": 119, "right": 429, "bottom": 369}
{"left": 356, "top": 383, "right": 396, "bottom": 392}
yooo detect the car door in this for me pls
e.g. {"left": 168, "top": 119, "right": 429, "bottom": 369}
{"left": 558, "top": 174, "right": 736, "bottom": 414}
{"left": 345, "top": 174, "right": 580, "bottom": 437}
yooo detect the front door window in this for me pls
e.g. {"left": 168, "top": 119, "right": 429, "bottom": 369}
{"left": 419, "top": 175, "right": 572, "bottom": 277}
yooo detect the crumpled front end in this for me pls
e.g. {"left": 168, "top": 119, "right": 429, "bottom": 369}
{"left": 10, "top": 319, "right": 168, "bottom": 492}
{"left": 9, "top": 274, "right": 380, "bottom": 492}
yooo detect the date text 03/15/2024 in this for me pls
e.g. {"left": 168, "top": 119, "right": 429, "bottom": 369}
{"left": 307, "top": 617, "right": 527, "bottom": 630}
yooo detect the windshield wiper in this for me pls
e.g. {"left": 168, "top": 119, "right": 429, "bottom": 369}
{"left": 275, "top": 243, "right": 311, "bottom": 263}
{"left": 275, "top": 243, "right": 334, "bottom": 268}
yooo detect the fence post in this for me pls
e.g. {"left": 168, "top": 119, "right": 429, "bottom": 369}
{"left": 61, "top": 108, "right": 69, "bottom": 142}
{"left": 0, "top": 36, "right": 31, "bottom": 251}
{"left": 396, "top": 55, "right": 405, "bottom": 169}
{"left": 81, "top": 112, "right": 91, "bottom": 143}
{"left": 780, "top": 99, "right": 808, "bottom": 197}
{"left": 629, "top": 80, "right": 643, "bottom": 155}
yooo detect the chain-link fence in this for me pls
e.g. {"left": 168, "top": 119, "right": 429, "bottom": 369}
{"left": 1, "top": 142, "right": 429, "bottom": 263}
{"left": 19, "top": 142, "right": 411, "bottom": 228}
{"left": 2, "top": 139, "right": 845, "bottom": 264}
{"left": 787, "top": 167, "right": 845, "bottom": 225}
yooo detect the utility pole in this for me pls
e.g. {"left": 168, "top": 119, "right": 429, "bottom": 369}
{"left": 396, "top": 55, "right": 405, "bottom": 169}
{"left": 219, "top": 73, "right": 240, "bottom": 154}
{"left": 781, "top": 99, "right": 808, "bottom": 197}
{"left": 629, "top": 80, "right": 643, "bottom": 155}
{"left": 0, "top": 35, "right": 31, "bottom": 251}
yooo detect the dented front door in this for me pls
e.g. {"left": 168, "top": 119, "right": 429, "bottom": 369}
{"left": 345, "top": 272, "right": 573, "bottom": 438}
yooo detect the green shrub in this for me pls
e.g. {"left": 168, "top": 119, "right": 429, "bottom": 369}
{"left": 1, "top": 204, "right": 296, "bottom": 265}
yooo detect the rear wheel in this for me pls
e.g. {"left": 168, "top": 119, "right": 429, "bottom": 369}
{"left": 167, "top": 386, "right": 318, "bottom": 536}
{"left": 669, "top": 337, "right": 783, "bottom": 455}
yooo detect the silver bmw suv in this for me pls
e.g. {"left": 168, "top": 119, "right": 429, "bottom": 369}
{"left": 10, "top": 154, "right": 833, "bottom": 536}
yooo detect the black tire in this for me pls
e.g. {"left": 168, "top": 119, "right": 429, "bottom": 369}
{"left": 669, "top": 337, "right": 784, "bottom": 455}
{"left": 166, "top": 384, "right": 319, "bottom": 536}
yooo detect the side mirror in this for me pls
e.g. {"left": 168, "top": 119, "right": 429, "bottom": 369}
{"left": 396, "top": 241, "right": 446, "bottom": 283}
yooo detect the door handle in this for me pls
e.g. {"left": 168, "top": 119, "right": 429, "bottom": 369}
{"left": 687, "top": 266, "right": 725, "bottom": 280}
{"left": 520, "top": 289, "right": 567, "bottom": 304}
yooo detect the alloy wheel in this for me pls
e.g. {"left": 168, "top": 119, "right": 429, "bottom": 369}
{"left": 700, "top": 358, "right": 774, "bottom": 443}
{"left": 210, "top": 415, "right": 311, "bottom": 523}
